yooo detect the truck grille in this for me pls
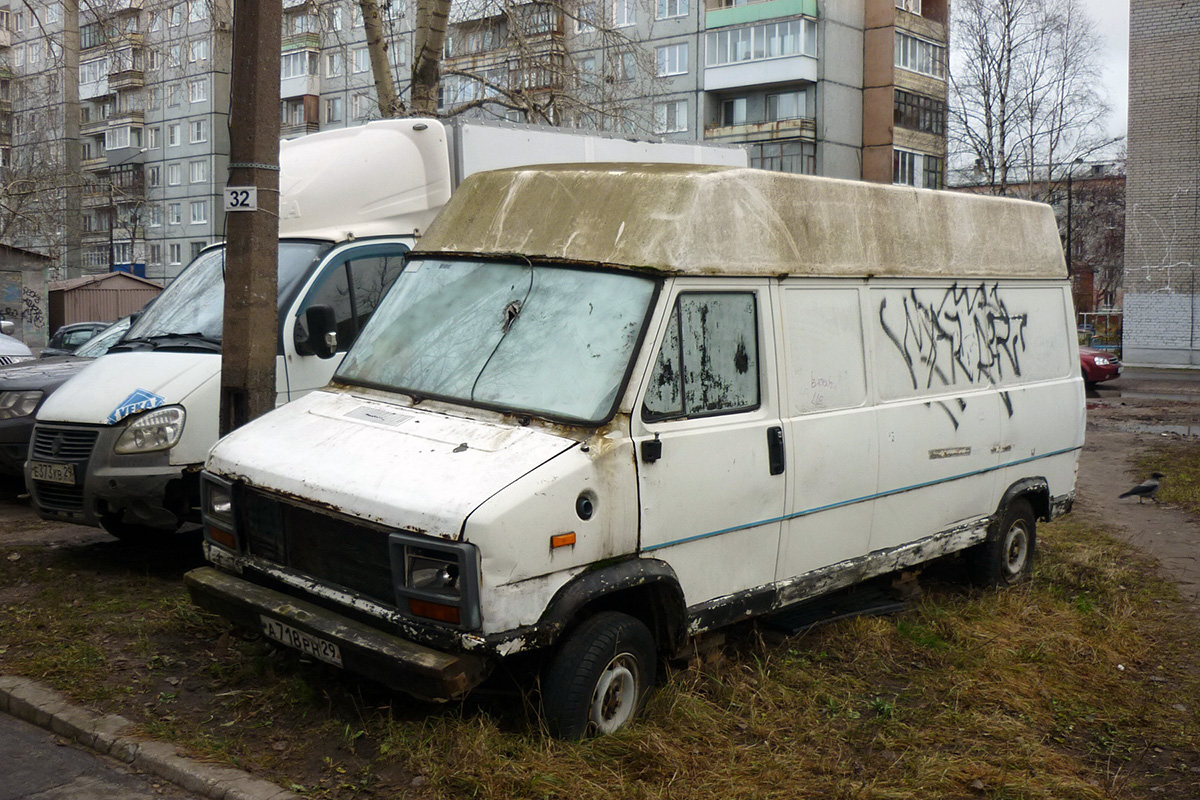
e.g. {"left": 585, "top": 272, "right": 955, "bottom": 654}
{"left": 32, "top": 426, "right": 100, "bottom": 460}
{"left": 241, "top": 489, "right": 397, "bottom": 607}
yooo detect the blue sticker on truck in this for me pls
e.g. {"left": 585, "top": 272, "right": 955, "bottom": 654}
{"left": 108, "top": 389, "right": 166, "bottom": 423}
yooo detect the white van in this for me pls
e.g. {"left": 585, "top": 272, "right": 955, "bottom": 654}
{"left": 185, "top": 165, "right": 1084, "bottom": 738}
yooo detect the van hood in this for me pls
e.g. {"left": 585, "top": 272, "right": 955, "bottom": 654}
{"left": 0, "top": 357, "right": 91, "bottom": 392}
{"left": 208, "top": 389, "right": 577, "bottom": 540}
{"left": 36, "top": 351, "right": 220, "bottom": 425}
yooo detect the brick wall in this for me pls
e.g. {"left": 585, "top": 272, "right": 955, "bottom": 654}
{"left": 1123, "top": 0, "right": 1200, "bottom": 365}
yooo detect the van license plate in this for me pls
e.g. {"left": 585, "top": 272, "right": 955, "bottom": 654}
{"left": 260, "top": 616, "right": 343, "bottom": 667}
{"left": 29, "top": 461, "right": 75, "bottom": 485}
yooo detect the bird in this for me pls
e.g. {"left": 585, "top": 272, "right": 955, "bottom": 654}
{"left": 1119, "top": 472, "right": 1165, "bottom": 504}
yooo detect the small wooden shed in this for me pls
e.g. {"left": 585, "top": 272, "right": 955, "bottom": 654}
{"left": 48, "top": 272, "right": 163, "bottom": 334}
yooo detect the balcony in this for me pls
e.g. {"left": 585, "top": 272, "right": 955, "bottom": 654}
{"left": 111, "top": 0, "right": 144, "bottom": 13}
{"left": 704, "top": 53, "right": 816, "bottom": 91}
{"left": 82, "top": 156, "right": 110, "bottom": 173}
{"left": 705, "top": 116, "right": 815, "bottom": 142}
{"left": 705, "top": 0, "right": 815, "bottom": 28}
{"left": 0, "top": 27, "right": 10, "bottom": 47}
{"left": 81, "top": 117, "right": 109, "bottom": 137}
{"left": 282, "top": 32, "right": 320, "bottom": 50}
{"left": 109, "top": 68, "right": 145, "bottom": 90}
{"left": 281, "top": 73, "right": 321, "bottom": 99}
{"left": 281, "top": 121, "right": 321, "bottom": 138}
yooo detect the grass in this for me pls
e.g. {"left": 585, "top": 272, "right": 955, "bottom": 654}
{"left": 3, "top": 517, "right": 1200, "bottom": 798}
{"left": 1135, "top": 438, "right": 1200, "bottom": 514}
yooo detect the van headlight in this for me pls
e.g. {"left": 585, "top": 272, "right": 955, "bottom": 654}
{"left": 389, "top": 535, "right": 480, "bottom": 629}
{"left": 0, "top": 390, "right": 43, "bottom": 419}
{"left": 201, "top": 474, "right": 239, "bottom": 551}
{"left": 114, "top": 406, "right": 186, "bottom": 453}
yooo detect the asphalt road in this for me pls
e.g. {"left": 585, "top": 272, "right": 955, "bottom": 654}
{"left": 0, "top": 712, "right": 198, "bottom": 800}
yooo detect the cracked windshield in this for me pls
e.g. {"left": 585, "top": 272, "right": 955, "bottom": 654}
{"left": 337, "top": 258, "right": 657, "bottom": 423}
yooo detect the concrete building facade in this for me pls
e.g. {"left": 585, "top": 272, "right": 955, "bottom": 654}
{"left": 0, "top": 0, "right": 948, "bottom": 284}
{"left": 1123, "top": 0, "right": 1200, "bottom": 366}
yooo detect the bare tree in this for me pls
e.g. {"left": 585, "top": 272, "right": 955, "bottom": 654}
{"left": 949, "top": 0, "right": 1110, "bottom": 198}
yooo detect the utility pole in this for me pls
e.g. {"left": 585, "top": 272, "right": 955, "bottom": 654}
{"left": 62, "top": 0, "right": 81, "bottom": 279}
{"left": 220, "top": 0, "right": 282, "bottom": 436}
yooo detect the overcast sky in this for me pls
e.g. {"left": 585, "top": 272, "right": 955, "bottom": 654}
{"left": 1089, "top": 0, "right": 1130, "bottom": 141}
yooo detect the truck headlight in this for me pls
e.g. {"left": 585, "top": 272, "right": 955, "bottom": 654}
{"left": 201, "top": 474, "right": 239, "bottom": 551}
{"left": 389, "top": 535, "right": 480, "bottom": 629}
{"left": 114, "top": 406, "right": 186, "bottom": 454}
{"left": 0, "top": 390, "right": 43, "bottom": 419}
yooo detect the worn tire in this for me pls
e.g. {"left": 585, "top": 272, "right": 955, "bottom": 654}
{"left": 970, "top": 498, "right": 1036, "bottom": 587}
{"left": 542, "top": 611, "right": 657, "bottom": 740}
{"left": 99, "top": 514, "right": 176, "bottom": 544}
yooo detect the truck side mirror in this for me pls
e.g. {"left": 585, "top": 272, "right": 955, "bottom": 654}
{"left": 304, "top": 304, "right": 339, "bottom": 359}
{"left": 0, "top": 320, "right": 13, "bottom": 335}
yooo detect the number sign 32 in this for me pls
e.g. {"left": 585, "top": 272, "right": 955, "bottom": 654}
{"left": 223, "top": 186, "right": 259, "bottom": 212}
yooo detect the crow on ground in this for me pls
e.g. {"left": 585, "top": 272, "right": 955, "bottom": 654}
{"left": 1119, "top": 472, "right": 1165, "bottom": 504}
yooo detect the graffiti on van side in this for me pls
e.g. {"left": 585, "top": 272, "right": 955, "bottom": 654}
{"left": 879, "top": 283, "right": 1028, "bottom": 424}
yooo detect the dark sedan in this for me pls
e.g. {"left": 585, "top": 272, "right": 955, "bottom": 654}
{"left": 40, "top": 321, "right": 111, "bottom": 358}
{"left": 0, "top": 318, "right": 129, "bottom": 477}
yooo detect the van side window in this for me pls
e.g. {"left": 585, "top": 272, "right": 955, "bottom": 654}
{"left": 294, "top": 251, "right": 406, "bottom": 355}
{"left": 643, "top": 292, "right": 759, "bottom": 421}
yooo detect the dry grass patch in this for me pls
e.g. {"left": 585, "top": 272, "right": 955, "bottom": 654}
{"left": 1135, "top": 439, "right": 1200, "bottom": 514}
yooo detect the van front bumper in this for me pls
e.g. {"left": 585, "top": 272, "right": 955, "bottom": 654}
{"left": 184, "top": 567, "right": 491, "bottom": 701}
{"left": 26, "top": 423, "right": 197, "bottom": 531}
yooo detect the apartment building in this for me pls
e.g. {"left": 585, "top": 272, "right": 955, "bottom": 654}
{"left": 0, "top": 0, "right": 948, "bottom": 283}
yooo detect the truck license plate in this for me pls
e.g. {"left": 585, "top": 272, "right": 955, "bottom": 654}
{"left": 29, "top": 461, "right": 75, "bottom": 485}
{"left": 260, "top": 616, "right": 343, "bottom": 667}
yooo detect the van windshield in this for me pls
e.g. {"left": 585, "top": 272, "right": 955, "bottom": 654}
{"left": 116, "top": 242, "right": 331, "bottom": 352}
{"left": 337, "top": 258, "right": 657, "bottom": 424}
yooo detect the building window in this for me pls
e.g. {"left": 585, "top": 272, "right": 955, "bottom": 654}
{"left": 167, "top": 163, "right": 182, "bottom": 185}
{"left": 191, "top": 241, "right": 206, "bottom": 259}
{"left": 576, "top": 0, "right": 600, "bottom": 32}
{"left": 282, "top": 50, "right": 318, "bottom": 79}
{"left": 190, "top": 200, "right": 207, "bottom": 224}
{"left": 352, "top": 47, "right": 370, "bottom": 73}
{"left": 105, "top": 125, "right": 143, "bottom": 150}
{"left": 892, "top": 149, "right": 943, "bottom": 188}
{"left": 147, "top": 165, "right": 161, "bottom": 187}
{"left": 721, "top": 96, "right": 747, "bottom": 126}
{"left": 168, "top": 43, "right": 183, "bottom": 67}
{"left": 894, "top": 32, "right": 945, "bottom": 79}
{"left": 894, "top": 88, "right": 945, "bottom": 135}
{"left": 897, "top": 0, "right": 921, "bottom": 11}
{"left": 149, "top": 205, "right": 162, "bottom": 227}
{"left": 327, "top": 6, "right": 343, "bottom": 31}
{"left": 168, "top": 83, "right": 181, "bottom": 106}
{"left": 766, "top": 90, "right": 807, "bottom": 121}
{"left": 168, "top": 203, "right": 182, "bottom": 225}
{"left": 190, "top": 119, "right": 208, "bottom": 143}
{"left": 189, "top": 39, "right": 209, "bottom": 62}
{"left": 615, "top": 51, "right": 637, "bottom": 82}
{"left": 326, "top": 96, "right": 344, "bottom": 123}
{"left": 189, "top": 0, "right": 206, "bottom": 23}
{"left": 705, "top": 18, "right": 817, "bottom": 67}
{"left": 189, "top": 78, "right": 208, "bottom": 103}
{"left": 894, "top": 149, "right": 917, "bottom": 185}
{"left": 654, "top": 99, "right": 688, "bottom": 134}
{"left": 325, "top": 51, "right": 344, "bottom": 77}
{"left": 614, "top": 0, "right": 636, "bottom": 27}
{"left": 922, "top": 154, "right": 943, "bottom": 189}
{"left": 189, "top": 160, "right": 206, "bottom": 183}
{"left": 656, "top": 42, "right": 688, "bottom": 76}
{"left": 169, "top": 243, "right": 182, "bottom": 264}
{"left": 750, "top": 140, "right": 815, "bottom": 174}
{"left": 149, "top": 243, "right": 162, "bottom": 264}
{"left": 657, "top": 0, "right": 687, "bottom": 19}
{"left": 282, "top": 98, "right": 307, "bottom": 125}
{"left": 167, "top": 123, "right": 181, "bottom": 146}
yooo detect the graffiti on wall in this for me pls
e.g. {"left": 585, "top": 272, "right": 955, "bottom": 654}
{"left": 0, "top": 286, "right": 45, "bottom": 330}
{"left": 879, "top": 283, "right": 1028, "bottom": 427}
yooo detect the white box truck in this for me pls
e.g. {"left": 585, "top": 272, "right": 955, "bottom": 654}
{"left": 26, "top": 120, "right": 746, "bottom": 540}
{"left": 185, "top": 164, "right": 1085, "bottom": 738}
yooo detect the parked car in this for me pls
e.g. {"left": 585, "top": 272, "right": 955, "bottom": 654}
{"left": 1080, "top": 345, "right": 1121, "bottom": 385}
{"left": 0, "top": 332, "right": 34, "bottom": 367}
{"left": 41, "top": 321, "right": 111, "bottom": 358}
{"left": 0, "top": 318, "right": 130, "bottom": 478}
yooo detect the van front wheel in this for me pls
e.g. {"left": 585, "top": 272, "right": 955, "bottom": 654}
{"left": 970, "top": 498, "right": 1036, "bottom": 587}
{"left": 542, "top": 611, "right": 656, "bottom": 739}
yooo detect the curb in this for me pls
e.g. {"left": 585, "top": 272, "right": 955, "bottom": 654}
{"left": 0, "top": 674, "right": 300, "bottom": 800}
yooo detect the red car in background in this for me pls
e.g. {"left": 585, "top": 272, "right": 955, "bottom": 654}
{"left": 1080, "top": 346, "right": 1121, "bottom": 385}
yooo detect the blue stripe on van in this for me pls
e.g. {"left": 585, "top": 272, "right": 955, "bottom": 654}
{"left": 640, "top": 445, "right": 1082, "bottom": 553}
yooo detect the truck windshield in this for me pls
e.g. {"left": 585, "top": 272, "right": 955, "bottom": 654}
{"left": 117, "top": 242, "right": 331, "bottom": 350}
{"left": 337, "top": 258, "right": 657, "bottom": 424}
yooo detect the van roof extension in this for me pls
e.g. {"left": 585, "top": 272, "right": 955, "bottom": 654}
{"left": 416, "top": 164, "right": 1067, "bottom": 280}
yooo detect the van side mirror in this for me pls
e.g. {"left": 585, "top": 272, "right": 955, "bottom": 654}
{"left": 0, "top": 320, "right": 13, "bottom": 335}
{"left": 304, "top": 304, "right": 339, "bottom": 359}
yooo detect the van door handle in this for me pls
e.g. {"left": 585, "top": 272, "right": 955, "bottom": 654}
{"left": 767, "top": 426, "right": 785, "bottom": 475}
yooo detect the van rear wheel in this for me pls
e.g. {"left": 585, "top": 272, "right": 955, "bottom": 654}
{"left": 970, "top": 498, "right": 1036, "bottom": 587}
{"left": 542, "top": 611, "right": 656, "bottom": 740}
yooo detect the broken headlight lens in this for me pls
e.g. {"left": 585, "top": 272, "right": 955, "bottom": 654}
{"left": 0, "top": 390, "right": 43, "bottom": 419}
{"left": 114, "top": 406, "right": 186, "bottom": 454}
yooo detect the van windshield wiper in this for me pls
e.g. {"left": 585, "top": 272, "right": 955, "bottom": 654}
{"left": 111, "top": 332, "right": 223, "bottom": 353}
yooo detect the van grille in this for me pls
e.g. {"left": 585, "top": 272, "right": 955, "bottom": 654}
{"left": 241, "top": 489, "right": 396, "bottom": 607}
{"left": 32, "top": 482, "right": 86, "bottom": 513}
{"left": 32, "top": 426, "right": 100, "bottom": 460}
